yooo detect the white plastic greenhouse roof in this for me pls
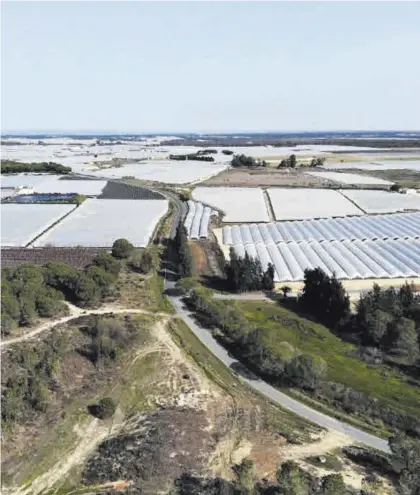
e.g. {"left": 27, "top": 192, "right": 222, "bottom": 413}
{"left": 222, "top": 213, "right": 420, "bottom": 245}
{"left": 231, "top": 239, "right": 420, "bottom": 282}
{"left": 267, "top": 188, "right": 364, "bottom": 220}
{"left": 340, "top": 190, "right": 420, "bottom": 214}
{"left": 33, "top": 199, "right": 168, "bottom": 247}
{"left": 1, "top": 204, "right": 76, "bottom": 247}
{"left": 184, "top": 200, "right": 213, "bottom": 239}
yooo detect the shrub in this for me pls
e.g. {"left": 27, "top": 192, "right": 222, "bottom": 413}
{"left": 112, "top": 238, "right": 134, "bottom": 259}
{"left": 96, "top": 397, "right": 117, "bottom": 419}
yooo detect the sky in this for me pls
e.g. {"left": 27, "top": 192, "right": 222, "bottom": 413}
{"left": 1, "top": 1, "right": 420, "bottom": 133}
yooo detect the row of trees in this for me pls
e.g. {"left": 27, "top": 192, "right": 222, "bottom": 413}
{"left": 277, "top": 155, "right": 326, "bottom": 169}
{"left": 1, "top": 160, "right": 72, "bottom": 174}
{"left": 183, "top": 276, "right": 420, "bottom": 436}
{"left": 169, "top": 153, "right": 215, "bottom": 162}
{"left": 231, "top": 154, "right": 268, "bottom": 168}
{"left": 174, "top": 224, "right": 193, "bottom": 277}
{"left": 226, "top": 248, "right": 275, "bottom": 292}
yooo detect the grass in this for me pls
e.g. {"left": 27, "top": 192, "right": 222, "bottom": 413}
{"left": 235, "top": 301, "right": 420, "bottom": 419}
{"left": 168, "top": 317, "right": 321, "bottom": 442}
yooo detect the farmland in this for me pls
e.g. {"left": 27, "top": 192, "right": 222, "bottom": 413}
{"left": 305, "top": 171, "right": 394, "bottom": 186}
{"left": 33, "top": 199, "right": 169, "bottom": 247}
{"left": 340, "top": 189, "right": 420, "bottom": 214}
{"left": 192, "top": 187, "right": 270, "bottom": 223}
{"left": 267, "top": 188, "right": 364, "bottom": 220}
{"left": 1, "top": 203, "right": 77, "bottom": 247}
{"left": 0, "top": 247, "right": 102, "bottom": 269}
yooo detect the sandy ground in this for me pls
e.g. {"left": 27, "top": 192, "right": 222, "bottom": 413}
{"left": 202, "top": 168, "right": 325, "bottom": 187}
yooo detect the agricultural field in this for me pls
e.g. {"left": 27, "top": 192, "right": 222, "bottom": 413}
{"left": 227, "top": 238, "right": 420, "bottom": 282}
{"left": 33, "top": 177, "right": 107, "bottom": 195}
{"left": 340, "top": 189, "right": 420, "bottom": 214}
{"left": 305, "top": 171, "right": 394, "bottom": 186}
{"left": 1, "top": 173, "right": 55, "bottom": 188}
{"left": 184, "top": 200, "right": 214, "bottom": 239}
{"left": 322, "top": 160, "right": 420, "bottom": 172}
{"left": 222, "top": 212, "right": 420, "bottom": 244}
{"left": 87, "top": 159, "right": 230, "bottom": 184}
{"left": 1, "top": 203, "right": 76, "bottom": 247}
{"left": 192, "top": 187, "right": 270, "bottom": 223}
{"left": 33, "top": 199, "right": 169, "bottom": 247}
{"left": 0, "top": 247, "right": 101, "bottom": 269}
{"left": 98, "top": 180, "right": 165, "bottom": 200}
{"left": 202, "top": 167, "right": 326, "bottom": 187}
{"left": 267, "top": 188, "right": 363, "bottom": 220}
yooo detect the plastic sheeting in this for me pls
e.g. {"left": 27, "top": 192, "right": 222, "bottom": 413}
{"left": 221, "top": 212, "right": 420, "bottom": 245}
{"left": 229, "top": 237, "right": 420, "bottom": 282}
{"left": 185, "top": 200, "right": 212, "bottom": 239}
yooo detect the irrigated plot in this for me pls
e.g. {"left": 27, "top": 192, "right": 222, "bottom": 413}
{"left": 1, "top": 204, "right": 76, "bottom": 247}
{"left": 340, "top": 190, "right": 420, "bottom": 214}
{"left": 192, "top": 187, "right": 269, "bottom": 223}
{"left": 34, "top": 199, "right": 168, "bottom": 247}
{"left": 305, "top": 171, "right": 394, "bottom": 186}
{"left": 267, "top": 188, "right": 363, "bottom": 220}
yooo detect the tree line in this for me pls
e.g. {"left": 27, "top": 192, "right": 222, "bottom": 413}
{"left": 182, "top": 272, "right": 420, "bottom": 437}
{"left": 169, "top": 154, "right": 215, "bottom": 162}
{"left": 231, "top": 154, "right": 268, "bottom": 168}
{"left": 1, "top": 160, "right": 72, "bottom": 174}
{"left": 277, "top": 155, "right": 326, "bottom": 169}
{"left": 226, "top": 247, "right": 274, "bottom": 292}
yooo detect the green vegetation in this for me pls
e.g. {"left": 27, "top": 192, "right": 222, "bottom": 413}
{"left": 231, "top": 154, "right": 268, "bottom": 168}
{"left": 174, "top": 224, "right": 193, "bottom": 278}
{"left": 129, "top": 250, "right": 155, "bottom": 274}
{"left": 226, "top": 247, "right": 274, "bottom": 292}
{"left": 1, "top": 252, "right": 121, "bottom": 335}
{"left": 93, "top": 397, "right": 117, "bottom": 419}
{"left": 168, "top": 317, "right": 319, "bottom": 441}
{"left": 1, "top": 160, "right": 71, "bottom": 174}
{"left": 111, "top": 238, "right": 134, "bottom": 259}
{"left": 182, "top": 278, "right": 420, "bottom": 436}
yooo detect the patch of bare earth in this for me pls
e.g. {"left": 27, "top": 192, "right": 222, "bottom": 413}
{"left": 202, "top": 168, "right": 325, "bottom": 187}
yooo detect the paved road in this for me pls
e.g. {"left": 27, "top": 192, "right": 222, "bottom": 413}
{"left": 164, "top": 277, "right": 390, "bottom": 453}
{"left": 213, "top": 292, "right": 274, "bottom": 302}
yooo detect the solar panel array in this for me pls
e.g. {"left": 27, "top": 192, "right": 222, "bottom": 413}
{"left": 223, "top": 212, "right": 420, "bottom": 245}
{"left": 184, "top": 200, "right": 213, "bottom": 239}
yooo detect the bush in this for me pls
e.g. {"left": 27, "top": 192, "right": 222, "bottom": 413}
{"left": 96, "top": 397, "right": 117, "bottom": 419}
{"left": 111, "top": 238, "right": 134, "bottom": 259}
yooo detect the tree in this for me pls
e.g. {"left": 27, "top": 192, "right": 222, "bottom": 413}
{"left": 385, "top": 317, "right": 419, "bottom": 363}
{"left": 390, "top": 184, "right": 402, "bottom": 192}
{"left": 286, "top": 354, "right": 327, "bottom": 390}
{"left": 92, "top": 251, "right": 121, "bottom": 276}
{"left": 1, "top": 313, "right": 15, "bottom": 336}
{"left": 175, "top": 224, "right": 193, "bottom": 278}
{"left": 139, "top": 251, "right": 154, "bottom": 274}
{"left": 276, "top": 461, "right": 307, "bottom": 495}
{"left": 289, "top": 154, "right": 297, "bottom": 168}
{"left": 320, "top": 473, "right": 345, "bottom": 494}
{"left": 280, "top": 286, "right": 292, "bottom": 299}
{"left": 262, "top": 263, "right": 275, "bottom": 291}
{"left": 111, "top": 238, "right": 134, "bottom": 259}
{"left": 300, "top": 268, "right": 350, "bottom": 328}
{"left": 362, "top": 310, "right": 393, "bottom": 346}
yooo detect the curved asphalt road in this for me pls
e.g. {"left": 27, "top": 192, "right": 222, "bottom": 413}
{"left": 166, "top": 288, "right": 390, "bottom": 453}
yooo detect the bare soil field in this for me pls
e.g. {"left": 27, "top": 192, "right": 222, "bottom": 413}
{"left": 203, "top": 168, "right": 325, "bottom": 187}
{"left": 0, "top": 247, "right": 102, "bottom": 269}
